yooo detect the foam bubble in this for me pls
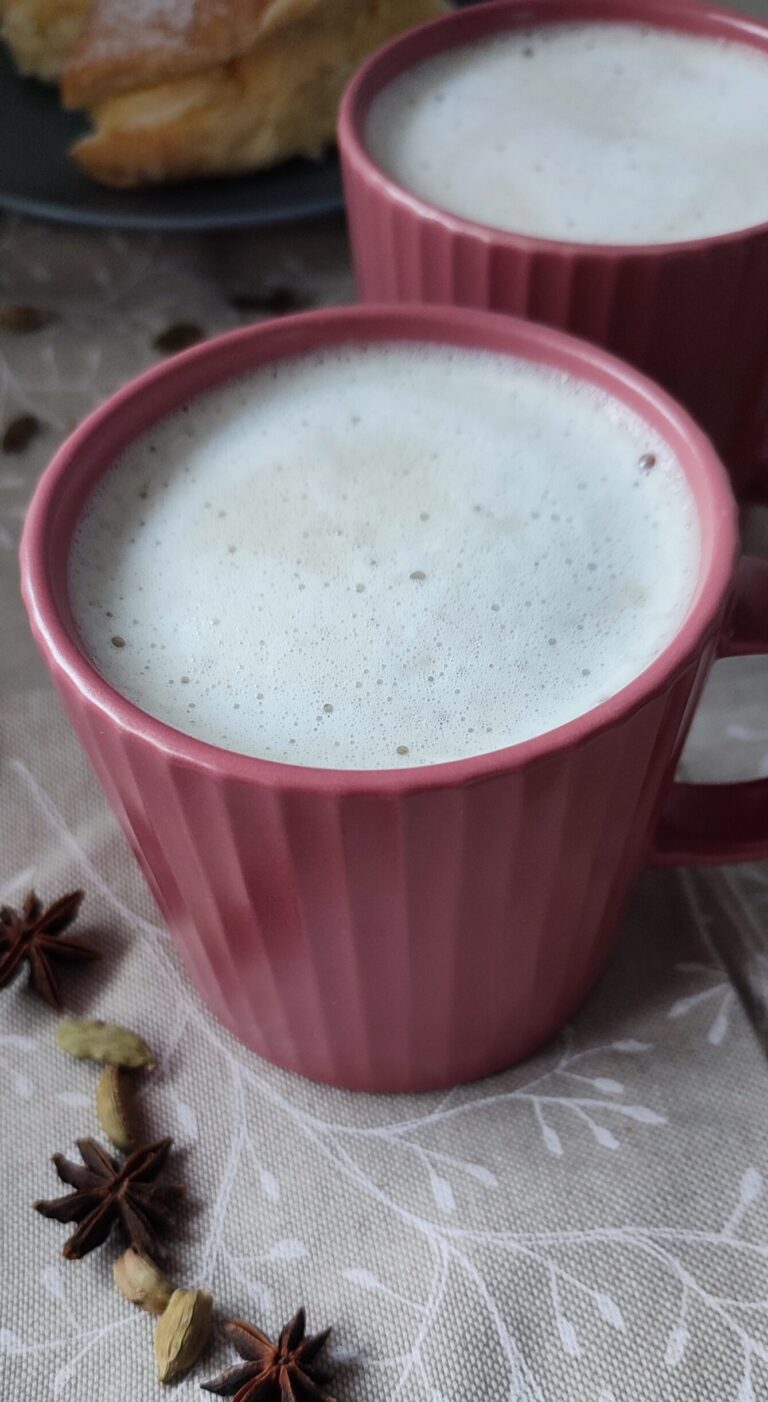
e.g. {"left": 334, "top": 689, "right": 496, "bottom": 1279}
{"left": 69, "top": 343, "right": 699, "bottom": 768}
{"left": 366, "top": 23, "right": 768, "bottom": 245}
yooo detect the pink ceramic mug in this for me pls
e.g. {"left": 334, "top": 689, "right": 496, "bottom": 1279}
{"left": 339, "top": 0, "right": 768, "bottom": 500}
{"left": 19, "top": 305, "right": 768, "bottom": 1092}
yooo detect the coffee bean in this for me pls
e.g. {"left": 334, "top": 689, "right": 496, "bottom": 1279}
{"left": 229, "top": 286, "right": 310, "bottom": 316}
{"left": 0, "top": 305, "right": 55, "bottom": 333}
{"left": 2, "top": 414, "right": 41, "bottom": 453}
{"left": 153, "top": 323, "right": 204, "bottom": 354}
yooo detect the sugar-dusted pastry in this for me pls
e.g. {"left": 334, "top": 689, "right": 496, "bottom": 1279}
{"left": 61, "top": 0, "right": 448, "bottom": 188}
{"left": 1, "top": 0, "right": 91, "bottom": 81}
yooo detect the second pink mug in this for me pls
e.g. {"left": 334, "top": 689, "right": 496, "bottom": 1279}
{"left": 339, "top": 0, "right": 768, "bottom": 499}
{"left": 20, "top": 305, "right": 768, "bottom": 1092}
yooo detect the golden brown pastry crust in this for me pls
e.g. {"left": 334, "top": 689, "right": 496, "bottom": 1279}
{"left": 2, "top": 0, "right": 91, "bottom": 81}
{"left": 62, "top": 0, "right": 355, "bottom": 108}
{"left": 68, "top": 0, "right": 447, "bottom": 187}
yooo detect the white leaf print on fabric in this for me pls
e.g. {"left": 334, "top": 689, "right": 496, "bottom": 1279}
{"left": 667, "top": 971, "right": 735, "bottom": 1048}
{"left": 709, "top": 1003, "right": 732, "bottom": 1045}
{"left": 741, "top": 1169, "right": 764, "bottom": 1206}
{"left": 428, "top": 1169, "right": 456, "bottom": 1216}
{"left": 0, "top": 1035, "right": 37, "bottom": 1050}
{"left": 40, "top": 1265, "right": 66, "bottom": 1302}
{"left": 267, "top": 1239, "right": 307, "bottom": 1261}
{"left": 343, "top": 1268, "right": 387, "bottom": 1292}
{"left": 556, "top": 1314, "right": 581, "bottom": 1357}
{"left": 258, "top": 1166, "right": 281, "bottom": 1202}
{"left": 53, "top": 1361, "right": 77, "bottom": 1396}
{"left": 738, "top": 1368, "right": 756, "bottom": 1402}
{"left": 541, "top": 1120, "right": 564, "bottom": 1157}
{"left": 588, "top": 1123, "right": 619, "bottom": 1150}
{"left": 665, "top": 1325, "right": 689, "bottom": 1369}
{"left": 171, "top": 1094, "right": 199, "bottom": 1142}
{"left": 616, "top": 1105, "right": 666, "bottom": 1125}
{"left": 0, "top": 1329, "right": 26, "bottom": 1354}
{"left": 594, "top": 1295, "right": 625, "bottom": 1331}
{"left": 462, "top": 1163, "right": 498, "bottom": 1187}
{"left": 245, "top": 1280, "right": 273, "bottom": 1311}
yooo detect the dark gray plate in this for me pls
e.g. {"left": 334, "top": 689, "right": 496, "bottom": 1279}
{"left": 0, "top": 3, "right": 482, "bottom": 231}
{"left": 0, "top": 44, "right": 345, "bottom": 230}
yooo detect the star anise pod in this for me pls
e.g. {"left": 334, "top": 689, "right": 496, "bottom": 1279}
{"left": 0, "top": 890, "right": 99, "bottom": 1009}
{"left": 202, "top": 1308, "right": 336, "bottom": 1401}
{"left": 35, "top": 1137, "right": 184, "bottom": 1260}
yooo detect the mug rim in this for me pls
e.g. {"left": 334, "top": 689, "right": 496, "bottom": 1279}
{"left": 20, "top": 303, "right": 737, "bottom": 794}
{"left": 338, "top": 0, "right": 768, "bottom": 260}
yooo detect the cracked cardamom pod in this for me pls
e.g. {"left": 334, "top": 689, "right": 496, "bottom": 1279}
{"left": 95, "top": 1065, "right": 138, "bottom": 1150}
{"left": 114, "top": 1248, "right": 173, "bottom": 1315}
{"left": 154, "top": 1288, "right": 213, "bottom": 1383}
{"left": 56, "top": 1018, "right": 155, "bottom": 1069}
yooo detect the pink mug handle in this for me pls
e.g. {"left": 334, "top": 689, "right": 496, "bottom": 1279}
{"left": 654, "top": 556, "right": 768, "bottom": 865}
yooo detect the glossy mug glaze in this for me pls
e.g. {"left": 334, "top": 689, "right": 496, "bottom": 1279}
{"left": 339, "top": 0, "right": 768, "bottom": 498}
{"left": 20, "top": 306, "right": 768, "bottom": 1091}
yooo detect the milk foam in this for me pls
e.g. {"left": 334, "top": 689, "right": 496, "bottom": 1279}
{"left": 366, "top": 23, "right": 768, "bottom": 245}
{"left": 69, "top": 343, "right": 698, "bottom": 768}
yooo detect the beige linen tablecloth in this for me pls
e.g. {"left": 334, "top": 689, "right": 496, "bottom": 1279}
{"left": 2, "top": 209, "right": 768, "bottom": 1402}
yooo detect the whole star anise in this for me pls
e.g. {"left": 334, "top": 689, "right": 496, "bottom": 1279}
{"left": 202, "top": 1308, "right": 336, "bottom": 1401}
{"left": 35, "top": 1137, "right": 184, "bottom": 1260}
{"left": 0, "top": 890, "right": 99, "bottom": 1009}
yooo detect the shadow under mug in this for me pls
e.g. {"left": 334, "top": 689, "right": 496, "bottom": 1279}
{"left": 20, "top": 305, "right": 768, "bottom": 1092}
{"left": 339, "top": 0, "right": 768, "bottom": 501}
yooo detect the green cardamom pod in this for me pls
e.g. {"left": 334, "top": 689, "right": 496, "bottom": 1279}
{"left": 114, "top": 1248, "right": 173, "bottom": 1315}
{"left": 95, "top": 1065, "right": 138, "bottom": 1150}
{"left": 154, "top": 1288, "right": 213, "bottom": 1383}
{"left": 56, "top": 1018, "right": 155, "bottom": 1070}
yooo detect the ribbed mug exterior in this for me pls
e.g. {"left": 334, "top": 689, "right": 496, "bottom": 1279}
{"left": 20, "top": 307, "right": 738, "bottom": 1092}
{"left": 339, "top": 0, "right": 768, "bottom": 499}
{"left": 51, "top": 655, "right": 712, "bottom": 1091}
